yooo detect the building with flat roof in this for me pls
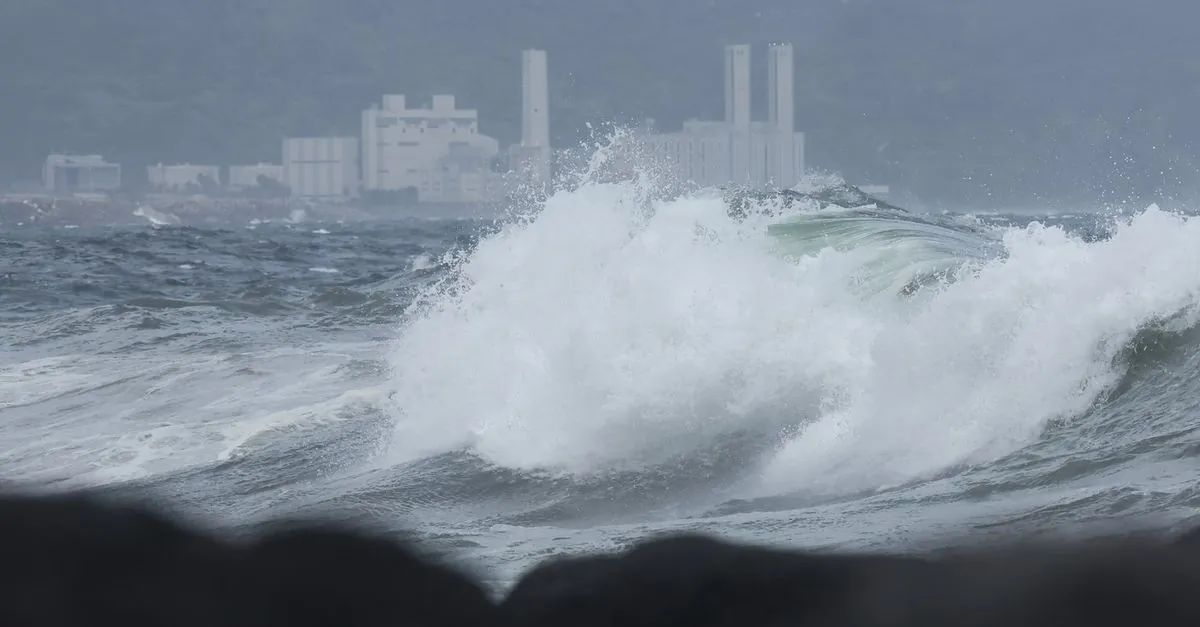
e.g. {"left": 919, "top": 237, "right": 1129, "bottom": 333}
{"left": 361, "top": 94, "right": 501, "bottom": 203}
{"left": 282, "top": 137, "right": 359, "bottom": 199}
{"left": 147, "top": 164, "right": 221, "bottom": 192}
{"left": 43, "top": 154, "right": 121, "bottom": 193}
{"left": 228, "top": 163, "right": 284, "bottom": 189}
{"left": 627, "top": 43, "right": 804, "bottom": 191}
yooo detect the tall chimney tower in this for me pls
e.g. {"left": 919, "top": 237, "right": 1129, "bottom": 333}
{"left": 521, "top": 49, "right": 551, "bottom": 189}
{"left": 725, "top": 44, "right": 751, "bottom": 183}
{"left": 767, "top": 43, "right": 798, "bottom": 188}
{"left": 767, "top": 43, "right": 794, "bottom": 134}
{"left": 724, "top": 44, "right": 751, "bottom": 130}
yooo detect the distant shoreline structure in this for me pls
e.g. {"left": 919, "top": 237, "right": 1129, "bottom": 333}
{"left": 0, "top": 193, "right": 519, "bottom": 228}
{"left": 25, "top": 42, "right": 829, "bottom": 210}
{"left": 1, "top": 179, "right": 897, "bottom": 229}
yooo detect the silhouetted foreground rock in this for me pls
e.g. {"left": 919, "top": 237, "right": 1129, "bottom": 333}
{"left": 0, "top": 489, "right": 1198, "bottom": 626}
{"left": 0, "top": 492, "right": 498, "bottom": 627}
{"left": 507, "top": 531, "right": 1200, "bottom": 627}
{"left": 502, "top": 534, "right": 940, "bottom": 627}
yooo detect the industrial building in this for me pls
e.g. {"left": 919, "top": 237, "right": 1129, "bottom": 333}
{"left": 508, "top": 49, "right": 552, "bottom": 192}
{"left": 147, "top": 164, "right": 221, "bottom": 191}
{"left": 361, "top": 94, "right": 501, "bottom": 203}
{"left": 282, "top": 137, "right": 360, "bottom": 199}
{"left": 631, "top": 43, "right": 805, "bottom": 190}
{"left": 42, "top": 154, "right": 121, "bottom": 193}
{"left": 228, "top": 163, "right": 284, "bottom": 189}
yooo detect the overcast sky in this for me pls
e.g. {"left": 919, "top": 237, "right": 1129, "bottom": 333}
{"left": 3, "top": 0, "right": 1199, "bottom": 206}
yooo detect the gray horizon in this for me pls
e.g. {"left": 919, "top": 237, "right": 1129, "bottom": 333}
{"left": 2, "top": 0, "right": 1198, "bottom": 208}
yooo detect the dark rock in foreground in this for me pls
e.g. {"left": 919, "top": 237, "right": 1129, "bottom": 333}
{"left": 2, "top": 488, "right": 1199, "bottom": 627}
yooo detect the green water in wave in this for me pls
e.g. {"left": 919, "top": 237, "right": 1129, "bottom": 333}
{"left": 765, "top": 208, "right": 1003, "bottom": 298}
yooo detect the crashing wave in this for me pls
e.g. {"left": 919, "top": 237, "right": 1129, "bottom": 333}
{"left": 133, "top": 204, "right": 182, "bottom": 226}
{"left": 723, "top": 181, "right": 905, "bottom": 221}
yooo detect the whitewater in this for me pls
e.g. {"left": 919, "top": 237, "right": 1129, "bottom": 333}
{"left": 2, "top": 167, "right": 1199, "bottom": 588}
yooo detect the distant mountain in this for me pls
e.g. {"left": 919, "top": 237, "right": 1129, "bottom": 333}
{"left": 3, "top": 0, "right": 1200, "bottom": 206}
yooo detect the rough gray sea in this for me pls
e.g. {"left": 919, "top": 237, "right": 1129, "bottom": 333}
{"left": 3, "top": 181, "right": 1199, "bottom": 589}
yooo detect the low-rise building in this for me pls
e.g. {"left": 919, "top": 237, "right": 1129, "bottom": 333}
{"left": 43, "top": 154, "right": 121, "bottom": 193}
{"left": 147, "top": 164, "right": 221, "bottom": 192}
{"left": 282, "top": 137, "right": 359, "bottom": 199}
{"left": 228, "top": 163, "right": 284, "bottom": 189}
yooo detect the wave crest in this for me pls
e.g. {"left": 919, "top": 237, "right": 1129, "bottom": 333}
{"left": 381, "top": 174, "right": 1200, "bottom": 514}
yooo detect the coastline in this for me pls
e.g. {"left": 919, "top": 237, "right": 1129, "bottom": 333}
{"left": 0, "top": 194, "right": 511, "bottom": 229}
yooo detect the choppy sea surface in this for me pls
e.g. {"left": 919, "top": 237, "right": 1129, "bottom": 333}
{"left": 3, "top": 180, "right": 1200, "bottom": 588}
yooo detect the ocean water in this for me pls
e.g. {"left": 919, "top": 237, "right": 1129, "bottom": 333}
{"left": 2, "top": 177, "right": 1200, "bottom": 589}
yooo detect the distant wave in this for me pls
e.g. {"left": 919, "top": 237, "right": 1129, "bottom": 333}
{"left": 133, "top": 205, "right": 182, "bottom": 226}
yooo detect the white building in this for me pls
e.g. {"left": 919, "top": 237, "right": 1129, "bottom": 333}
{"left": 43, "top": 154, "right": 121, "bottom": 193}
{"left": 630, "top": 43, "right": 805, "bottom": 190}
{"left": 228, "top": 163, "right": 284, "bottom": 189}
{"left": 361, "top": 94, "right": 501, "bottom": 203}
{"left": 282, "top": 137, "right": 360, "bottom": 199}
{"left": 510, "top": 48, "right": 552, "bottom": 191}
{"left": 147, "top": 164, "right": 221, "bottom": 192}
